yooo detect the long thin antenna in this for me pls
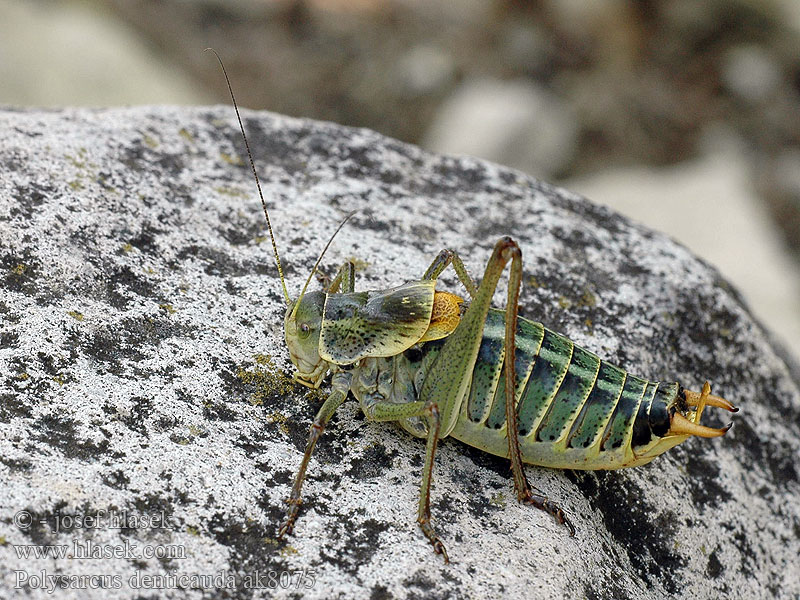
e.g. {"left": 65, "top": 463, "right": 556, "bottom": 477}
{"left": 290, "top": 212, "right": 356, "bottom": 321}
{"left": 206, "top": 48, "right": 291, "bottom": 306}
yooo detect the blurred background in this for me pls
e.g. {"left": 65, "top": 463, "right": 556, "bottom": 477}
{"left": 2, "top": 0, "right": 799, "bottom": 361}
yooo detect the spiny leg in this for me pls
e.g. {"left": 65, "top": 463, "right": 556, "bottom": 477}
{"left": 423, "top": 249, "right": 478, "bottom": 298}
{"left": 417, "top": 239, "right": 520, "bottom": 457}
{"left": 278, "top": 371, "right": 351, "bottom": 538}
{"left": 417, "top": 403, "right": 446, "bottom": 562}
{"left": 363, "top": 399, "right": 448, "bottom": 563}
{"left": 422, "top": 238, "right": 573, "bottom": 534}
{"left": 500, "top": 241, "right": 574, "bottom": 535}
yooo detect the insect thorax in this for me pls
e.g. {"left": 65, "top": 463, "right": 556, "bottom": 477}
{"left": 350, "top": 343, "right": 443, "bottom": 438}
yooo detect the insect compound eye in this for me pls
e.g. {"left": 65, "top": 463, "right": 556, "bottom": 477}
{"left": 298, "top": 323, "right": 312, "bottom": 338}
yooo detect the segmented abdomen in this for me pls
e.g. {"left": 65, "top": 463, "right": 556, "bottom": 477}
{"left": 447, "top": 309, "right": 679, "bottom": 469}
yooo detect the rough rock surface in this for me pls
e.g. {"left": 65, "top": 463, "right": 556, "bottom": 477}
{"left": 1, "top": 106, "right": 798, "bottom": 599}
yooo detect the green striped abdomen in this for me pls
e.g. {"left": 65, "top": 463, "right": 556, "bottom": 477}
{"left": 447, "top": 309, "right": 680, "bottom": 469}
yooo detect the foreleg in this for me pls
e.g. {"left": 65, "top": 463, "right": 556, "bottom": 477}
{"left": 278, "top": 371, "right": 352, "bottom": 538}
{"left": 423, "top": 249, "right": 477, "bottom": 298}
{"left": 326, "top": 261, "right": 356, "bottom": 293}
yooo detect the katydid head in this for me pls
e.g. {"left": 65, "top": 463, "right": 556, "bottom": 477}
{"left": 280, "top": 214, "right": 354, "bottom": 388}
{"left": 629, "top": 382, "right": 738, "bottom": 466}
{"left": 284, "top": 291, "right": 328, "bottom": 388}
{"left": 211, "top": 48, "right": 354, "bottom": 388}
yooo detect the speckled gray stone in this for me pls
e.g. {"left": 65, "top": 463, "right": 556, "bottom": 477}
{"left": 1, "top": 106, "right": 798, "bottom": 600}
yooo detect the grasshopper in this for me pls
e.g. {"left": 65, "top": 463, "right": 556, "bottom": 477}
{"left": 210, "top": 51, "right": 738, "bottom": 563}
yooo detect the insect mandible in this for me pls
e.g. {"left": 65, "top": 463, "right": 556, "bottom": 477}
{"left": 209, "top": 50, "right": 738, "bottom": 563}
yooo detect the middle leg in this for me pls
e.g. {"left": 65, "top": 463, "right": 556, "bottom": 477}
{"left": 363, "top": 398, "right": 449, "bottom": 563}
